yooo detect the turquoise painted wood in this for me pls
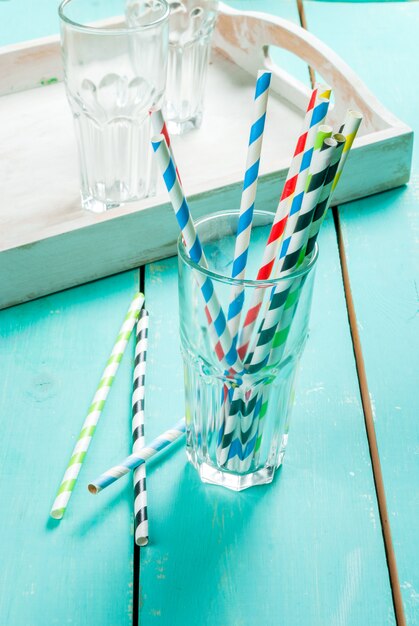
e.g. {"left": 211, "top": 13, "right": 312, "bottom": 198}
{"left": 0, "top": 271, "right": 138, "bottom": 625}
{"left": 305, "top": 2, "right": 419, "bottom": 622}
{"left": 141, "top": 217, "right": 395, "bottom": 625}
{"left": 0, "top": 0, "right": 123, "bottom": 46}
{"left": 1, "top": 1, "right": 416, "bottom": 625}
{"left": 313, "top": 0, "right": 408, "bottom": 4}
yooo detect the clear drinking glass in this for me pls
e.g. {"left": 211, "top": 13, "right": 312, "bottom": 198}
{"left": 178, "top": 210, "right": 318, "bottom": 491}
{"left": 59, "top": 0, "right": 169, "bottom": 213}
{"left": 128, "top": 0, "right": 217, "bottom": 134}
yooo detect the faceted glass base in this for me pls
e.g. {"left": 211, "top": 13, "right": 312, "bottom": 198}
{"left": 186, "top": 447, "right": 286, "bottom": 491}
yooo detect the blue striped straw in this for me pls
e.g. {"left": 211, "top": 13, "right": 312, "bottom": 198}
{"left": 227, "top": 70, "right": 271, "bottom": 345}
{"left": 88, "top": 419, "right": 186, "bottom": 494}
{"left": 151, "top": 134, "right": 243, "bottom": 374}
{"left": 152, "top": 135, "right": 206, "bottom": 267}
{"left": 237, "top": 85, "right": 331, "bottom": 362}
{"left": 274, "top": 117, "right": 332, "bottom": 271}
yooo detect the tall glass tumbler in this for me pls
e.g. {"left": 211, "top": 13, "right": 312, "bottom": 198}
{"left": 59, "top": 0, "right": 169, "bottom": 213}
{"left": 128, "top": 0, "right": 218, "bottom": 134}
{"left": 178, "top": 210, "right": 318, "bottom": 491}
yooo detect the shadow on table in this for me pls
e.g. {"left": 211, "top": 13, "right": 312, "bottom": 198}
{"left": 139, "top": 460, "right": 280, "bottom": 625}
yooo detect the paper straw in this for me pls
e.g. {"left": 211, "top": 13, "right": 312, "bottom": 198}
{"left": 237, "top": 285, "right": 300, "bottom": 472}
{"left": 304, "top": 133, "right": 346, "bottom": 258}
{"left": 226, "top": 112, "right": 360, "bottom": 472}
{"left": 304, "top": 111, "right": 362, "bottom": 259}
{"left": 226, "top": 136, "right": 337, "bottom": 468}
{"left": 88, "top": 419, "right": 186, "bottom": 494}
{"left": 333, "top": 110, "right": 363, "bottom": 193}
{"left": 277, "top": 135, "right": 337, "bottom": 274}
{"left": 227, "top": 70, "right": 271, "bottom": 344}
{"left": 217, "top": 71, "right": 271, "bottom": 465}
{"left": 252, "top": 385, "right": 270, "bottom": 464}
{"left": 219, "top": 88, "right": 332, "bottom": 466}
{"left": 151, "top": 134, "right": 243, "bottom": 374}
{"left": 235, "top": 136, "right": 337, "bottom": 472}
{"left": 50, "top": 292, "right": 145, "bottom": 520}
{"left": 275, "top": 124, "right": 333, "bottom": 270}
{"left": 150, "top": 109, "right": 171, "bottom": 150}
{"left": 269, "top": 115, "right": 361, "bottom": 368}
{"left": 217, "top": 384, "right": 261, "bottom": 468}
{"left": 237, "top": 85, "right": 331, "bottom": 361}
{"left": 132, "top": 309, "right": 149, "bottom": 547}
{"left": 246, "top": 137, "right": 337, "bottom": 374}
{"left": 261, "top": 85, "right": 331, "bottom": 280}
{"left": 150, "top": 109, "right": 180, "bottom": 181}
{"left": 267, "top": 276, "right": 304, "bottom": 367}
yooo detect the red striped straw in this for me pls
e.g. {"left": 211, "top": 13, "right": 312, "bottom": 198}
{"left": 237, "top": 85, "right": 331, "bottom": 361}
{"left": 150, "top": 109, "right": 181, "bottom": 182}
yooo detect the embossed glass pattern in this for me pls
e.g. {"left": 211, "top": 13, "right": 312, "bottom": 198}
{"left": 128, "top": 0, "right": 218, "bottom": 134}
{"left": 59, "top": 0, "right": 169, "bottom": 212}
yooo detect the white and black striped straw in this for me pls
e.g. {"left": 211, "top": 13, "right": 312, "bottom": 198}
{"left": 132, "top": 309, "right": 149, "bottom": 546}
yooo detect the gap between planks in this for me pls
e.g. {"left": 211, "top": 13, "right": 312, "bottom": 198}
{"left": 132, "top": 265, "right": 145, "bottom": 626}
{"left": 295, "top": 1, "right": 407, "bottom": 624}
{"left": 332, "top": 208, "right": 407, "bottom": 626}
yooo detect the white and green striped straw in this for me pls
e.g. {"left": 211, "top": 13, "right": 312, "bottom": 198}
{"left": 50, "top": 292, "right": 145, "bottom": 520}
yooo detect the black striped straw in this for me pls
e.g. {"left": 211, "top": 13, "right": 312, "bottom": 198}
{"left": 132, "top": 309, "right": 149, "bottom": 546}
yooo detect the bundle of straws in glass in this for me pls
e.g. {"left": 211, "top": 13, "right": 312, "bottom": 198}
{"left": 151, "top": 72, "right": 362, "bottom": 481}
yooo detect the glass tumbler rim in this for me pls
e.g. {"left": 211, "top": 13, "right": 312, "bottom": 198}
{"left": 177, "top": 209, "right": 319, "bottom": 288}
{"left": 58, "top": 0, "right": 170, "bottom": 34}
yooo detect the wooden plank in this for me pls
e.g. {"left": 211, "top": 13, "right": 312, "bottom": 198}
{"left": 141, "top": 214, "right": 396, "bottom": 624}
{"left": 0, "top": 271, "right": 138, "bottom": 625}
{"left": 304, "top": 2, "right": 419, "bottom": 623}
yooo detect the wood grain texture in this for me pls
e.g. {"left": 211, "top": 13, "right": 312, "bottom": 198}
{"left": 304, "top": 2, "right": 419, "bottom": 623}
{"left": 141, "top": 215, "right": 395, "bottom": 626}
{"left": 0, "top": 271, "right": 138, "bottom": 625}
{"left": 227, "top": 0, "right": 309, "bottom": 84}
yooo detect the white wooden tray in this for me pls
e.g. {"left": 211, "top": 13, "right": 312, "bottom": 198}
{"left": 0, "top": 3, "right": 412, "bottom": 309}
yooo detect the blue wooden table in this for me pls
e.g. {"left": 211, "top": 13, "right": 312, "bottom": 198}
{"left": 1, "top": 1, "right": 418, "bottom": 625}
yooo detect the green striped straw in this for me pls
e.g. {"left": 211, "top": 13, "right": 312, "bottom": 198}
{"left": 268, "top": 112, "right": 362, "bottom": 364}
{"left": 50, "top": 292, "right": 145, "bottom": 520}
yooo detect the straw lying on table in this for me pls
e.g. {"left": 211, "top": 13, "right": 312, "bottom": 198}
{"left": 132, "top": 309, "right": 149, "bottom": 547}
{"left": 50, "top": 292, "right": 145, "bottom": 520}
{"left": 88, "top": 419, "right": 186, "bottom": 494}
